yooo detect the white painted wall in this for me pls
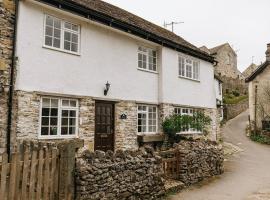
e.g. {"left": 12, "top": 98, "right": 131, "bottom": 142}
{"left": 160, "top": 49, "right": 216, "bottom": 108}
{"left": 214, "top": 78, "right": 223, "bottom": 102}
{"left": 16, "top": 1, "right": 216, "bottom": 108}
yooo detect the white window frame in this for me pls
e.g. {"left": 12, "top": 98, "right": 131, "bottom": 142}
{"left": 43, "top": 14, "right": 81, "bottom": 55}
{"left": 138, "top": 46, "right": 158, "bottom": 73}
{"left": 178, "top": 55, "right": 200, "bottom": 81}
{"left": 174, "top": 107, "right": 202, "bottom": 134}
{"left": 39, "top": 97, "right": 79, "bottom": 139}
{"left": 137, "top": 105, "right": 158, "bottom": 134}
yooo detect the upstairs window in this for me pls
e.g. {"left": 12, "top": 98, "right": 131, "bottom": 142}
{"left": 138, "top": 46, "right": 157, "bottom": 72}
{"left": 178, "top": 56, "right": 200, "bottom": 80}
{"left": 44, "top": 15, "right": 80, "bottom": 54}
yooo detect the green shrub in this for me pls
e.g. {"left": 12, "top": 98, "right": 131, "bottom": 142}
{"left": 250, "top": 132, "right": 270, "bottom": 145}
{"left": 162, "top": 112, "right": 211, "bottom": 144}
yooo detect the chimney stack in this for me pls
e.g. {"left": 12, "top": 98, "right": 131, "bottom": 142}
{"left": 266, "top": 43, "right": 270, "bottom": 61}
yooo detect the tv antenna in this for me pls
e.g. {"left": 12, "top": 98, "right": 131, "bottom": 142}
{"left": 164, "top": 21, "right": 184, "bottom": 33}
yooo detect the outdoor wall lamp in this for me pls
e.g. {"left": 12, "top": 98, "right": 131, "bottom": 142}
{"left": 104, "top": 81, "right": 111, "bottom": 96}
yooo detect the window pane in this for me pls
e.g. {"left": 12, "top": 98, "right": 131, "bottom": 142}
{"left": 42, "top": 108, "right": 50, "bottom": 116}
{"left": 62, "top": 110, "right": 68, "bottom": 117}
{"left": 51, "top": 108, "right": 58, "bottom": 116}
{"left": 70, "top": 101, "right": 77, "bottom": 107}
{"left": 50, "top": 117, "right": 58, "bottom": 126}
{"left": 45, "top": 26, "right": 53, "bottom": 36}
{"left": 61, "top": 118, "right": 68, "bottom": 126}
{"left": 64, "top": 32, "right": 71, "bottom": 41}
{"left": 61, "top": 127, "right": 68, "bottom": 135}
{"left": 50, "top": 127, "right": 58, "bottom": 135}
{"left": 42, "top": 117, "right": 49, "bottom": 126}
{"left": 71, "top": 43, "right": 78, "bottom": 52}
{"left": 69, "top": 118, "right": 76, "bottom": 126}
{"left": 70, "top": 110, "right": 76, "bottom": 117}
{"left": 45, "top": 36, "right": 52, "bottom": 46}
{"left": 46, "top": 16, "right": 53, "bottom": 26}
{"left": 54, "top": 19, "right": 61, "bottom": 29}
{"left": 72, "top": 24, "right": 78, "bottom": 31}
{"left": 69, "top": 127, "right": 76, "bottom": 135}
{"left": 72, "top": 34, "right": 78, "bottom": 43}
{"left": 54, "top": 29, "right": 61, "bottom": 39}
{"left": 64, "top": 22, "right": 72, "bottom": 29}
{"left": 53, "top": 38, "right": 60, "bottom": 48}
{"left": 64, "top": 41, "right": 71, "bottom": 51}
{"left": 41, "top": 127, "right": 49, "bottom": 135}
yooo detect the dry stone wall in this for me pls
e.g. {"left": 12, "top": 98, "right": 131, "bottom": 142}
{"left": 75, "top": 147, "right": 165, "bottom": 200}
{"left": 176, "top": 140, "right": 224, "bottom": 185}
{"left": 224, "top": 99, "right": 248, "bottom": 120}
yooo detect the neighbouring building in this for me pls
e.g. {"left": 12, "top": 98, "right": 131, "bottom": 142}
{"left": 200, "top": 43, "right": 247, "bottom": 95}
{"left": 243, "top": 63, "right": 258, "bottom": 79}
{"left": 0, "top": 0, "right": 221, "bottom": 152}
{"left": 246, "top": 43, "right": 270, "bottom": 131}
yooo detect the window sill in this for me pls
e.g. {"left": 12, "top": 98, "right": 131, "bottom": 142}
{"left": 176, "top": 132, "right": 202, "bottom": 135}
{"left": 178, "top": 76, "right": 200, "bottom": 82}
{"left": 137, "top": 68, "right": 158, "bottom": 74}
{"left": 42, "top": 45, "right": 81, "bottom": 56}
{"left": 38, "top": 135, "right": 78, "bottom": 140}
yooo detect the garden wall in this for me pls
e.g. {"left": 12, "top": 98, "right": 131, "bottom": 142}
{"left": 75, "top": 147, "right": 165, "bottom": 200}
{"left": 224, "top": 99, "right": 248, "bottom": 120}
{"left": 176, "top": 140, "right": 224, "bottom": 185}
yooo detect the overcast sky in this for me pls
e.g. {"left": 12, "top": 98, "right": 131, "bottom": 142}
{"left": 104, "top": 0, "right": 270, "bottom": 72}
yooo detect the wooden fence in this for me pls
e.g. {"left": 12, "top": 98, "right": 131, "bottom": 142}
{"left": 0, "top": 140, "right": 83, "bottom": 200}
{"left": 160, "top": 150, "right": 180, "bottom": 179}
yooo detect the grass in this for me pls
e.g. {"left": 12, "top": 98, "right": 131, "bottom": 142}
{"left": 250, "top": 132, "right": 270, "bottom": 145}
{"left": 223, "top": 94, "right": 248, "bottom": 104}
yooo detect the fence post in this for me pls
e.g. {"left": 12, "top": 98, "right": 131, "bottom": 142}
{"left": 57, "top": 140, "right": 83, "bottom": 200}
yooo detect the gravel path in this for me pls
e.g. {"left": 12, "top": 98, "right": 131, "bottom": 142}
{"left": 168, "top": 110, "right": 270, "bottom": 200}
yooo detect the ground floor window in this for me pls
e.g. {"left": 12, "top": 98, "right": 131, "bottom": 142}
{"left": 40, "top": 97, "right": 78, "bottom": 138}
{"left": 174, "top": 107, "right": 202, "bottom": 133}
{"left": 137, "top": 105, "right": 158, "bottom": 133}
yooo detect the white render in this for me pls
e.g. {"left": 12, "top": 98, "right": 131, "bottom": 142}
{"left": 16, "top": 1, "right": 216, "bottom": 109}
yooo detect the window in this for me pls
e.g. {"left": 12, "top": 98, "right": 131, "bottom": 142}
{"left": 138, "top": 46, "right": 157, "bottom": 72}
{"left": 178, "top": 56, "right": 200, "bottom": 80}
{"left": 40, "top": 97, "right": 78, "bottom": 138}
{"left": 218, "top": 82, "right": 222, "bottom": 95}
{"left": 174, "top": 107, "right": 202, "bottom": 133}
{"left": 137, "top": 105, "right": 158, "bottom": 133}
{"left": 44, "top": 15, "right": 80, "bottom": 54}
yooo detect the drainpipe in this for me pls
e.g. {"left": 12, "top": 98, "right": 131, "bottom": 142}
{"left": 6, "top": 0, "right": 19, "bottom": 160}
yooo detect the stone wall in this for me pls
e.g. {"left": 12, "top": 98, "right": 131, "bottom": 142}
{"left": 115, "top": 101, "right": 138, "bottom": 150}
{"left": 161, "top": 140, "right": 224, "bottom": 186}
{"left": 224, "top": 99, "right": 248, "bottom": 120}
{"left": 177, "top": 140, "right": 224, "bottom": 185}
{"left": 0, "top": 0, "right": 15, "bottom": 150}
{"left": 75, "top": 147, "right": 165, "bottom": 200}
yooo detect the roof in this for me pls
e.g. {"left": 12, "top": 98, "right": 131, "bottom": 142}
{"left": 37, "top": 0, "right": 214, "bottom": 63}
{"left": 209, "top": 43, "right": 236, "bottom": 56}
{"left": 246, "top": 61, "right": 270, "bottom": 82}
{"left": 242, "top": 63, "right": 258, "bottom": 78}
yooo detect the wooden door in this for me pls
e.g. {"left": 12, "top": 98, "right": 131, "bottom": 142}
{"left": 95, "top": 101, "right": 115, "bottom": 151}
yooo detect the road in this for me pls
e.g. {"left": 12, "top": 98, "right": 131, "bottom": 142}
{"left": 168, "top": 110, "right": 270, "bottom": 200}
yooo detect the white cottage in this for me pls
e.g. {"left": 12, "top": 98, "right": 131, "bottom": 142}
{"left": 4, "top": 0, "right": 220, "bottom": 151}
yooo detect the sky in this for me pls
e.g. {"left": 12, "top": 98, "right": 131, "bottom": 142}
{"left": 104, "top": 0, "right": 270, "bottom": 72}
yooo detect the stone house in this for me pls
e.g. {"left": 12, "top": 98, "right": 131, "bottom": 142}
{"left": 0, "top": 0, "right": 221, "bottom": 152}
{"left": 246, "top": 43, "right": 270, "bottom": 131}
{"left": 242, "top": 63, "right": 258, "bottom": 79}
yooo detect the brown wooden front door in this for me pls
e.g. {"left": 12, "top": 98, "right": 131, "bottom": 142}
{"left": 95, "top": 101, "right": 115, "bottom": 151}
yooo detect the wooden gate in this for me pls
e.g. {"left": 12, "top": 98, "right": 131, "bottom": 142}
{"left": 0, "top": 140, "right": 82, "bottom": 200}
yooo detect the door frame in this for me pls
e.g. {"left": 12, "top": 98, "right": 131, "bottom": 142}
{"left": 94, "top": 100, "right": 115, "bottom": 151}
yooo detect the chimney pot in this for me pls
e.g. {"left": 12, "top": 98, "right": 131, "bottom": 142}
{"left": 266, "top": 43, "right": 270, "bottom": 61}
